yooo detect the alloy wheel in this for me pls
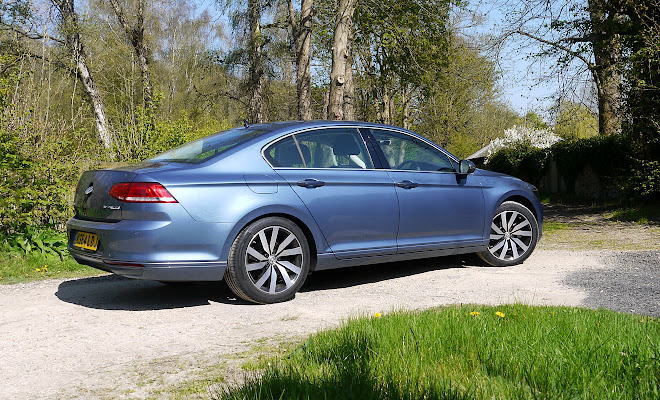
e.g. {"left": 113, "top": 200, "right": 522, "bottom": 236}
{"left": 244, "top": 226, "right": 304, "bottom": 294}
{"left": 488, "top": 210, "right": 534, "bottom": 261}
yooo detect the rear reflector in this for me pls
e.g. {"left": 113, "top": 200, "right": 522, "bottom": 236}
{"left": 109, "top": 182, "right": 178, "bottom": 203}
{"left": 103, "top": 260, "right": 145, "bottom": 268}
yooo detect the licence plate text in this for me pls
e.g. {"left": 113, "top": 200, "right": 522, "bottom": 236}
{"left": 74, "top": 231, "right": 99, "bottom": 251}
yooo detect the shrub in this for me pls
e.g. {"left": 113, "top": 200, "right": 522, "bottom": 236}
{"left": 551, "top": 135, "right": 633, "bottom": 193}
{"left": 487, "top": 145, "right": 550, "bottom": 186}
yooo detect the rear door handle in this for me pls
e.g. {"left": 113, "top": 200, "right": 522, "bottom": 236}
{"left": 297, "top": 178, "right": 325, "bottom": 188}
{"left": 396, "top": 180, "right": 419, "bottom": 189}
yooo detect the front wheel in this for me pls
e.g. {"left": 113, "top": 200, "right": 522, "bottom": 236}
{"left": 225, "top": 217, "right": 310, "bottom": 304}
{"left": 478, "top": 201, "right": 539, "bottom": 267}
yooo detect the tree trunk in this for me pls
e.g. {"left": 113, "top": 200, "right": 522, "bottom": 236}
{"left": 248, "top": 0, "right": 265, "bottom": 123}
{"left": 401, "top": 86, "right": 410, "bottom": 129}
{"left": 379, "top": 85, "right": 391, "bottom": 124}
{"left": 108, "top": 0, "right": 153, "bottom": 113}
{"left": 56, "top": 0, "right": 113, "bottom": 150}
{"left": 342, "top": 26, "right": 354, "bottom": 120}
{"left": 327, "top": 0, "right": 355, "bottom": 120}
{"left": 288, "top": 0, "right": 313, "bottom": 120}
{"left": 588, "top": 0, "right": 624, "bottom": 136}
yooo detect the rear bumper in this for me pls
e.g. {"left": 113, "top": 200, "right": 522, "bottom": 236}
{"left": 69, "top": 248, "right": 226, "bottom": 281}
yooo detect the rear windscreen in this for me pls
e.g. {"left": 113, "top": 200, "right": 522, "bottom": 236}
{"left": 148, "top": 126, "right": 269, "bottom": 164}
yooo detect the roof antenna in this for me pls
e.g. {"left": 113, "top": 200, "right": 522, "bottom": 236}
{"left": 243, "top": 119, "right": 250, "bottom": 128}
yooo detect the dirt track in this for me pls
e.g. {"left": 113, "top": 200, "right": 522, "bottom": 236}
{"left": 0, "top": 248, "right": 629, "bottom": 399}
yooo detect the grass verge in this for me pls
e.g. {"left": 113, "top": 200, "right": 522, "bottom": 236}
{"left": 542, "top": 221, "right": 570, "bottom": 234}
{"left": 219, "top": 305, "right": 660, "bottom": 400}
{"left": 0, "top": 251, "right": 104, "bottom": 284}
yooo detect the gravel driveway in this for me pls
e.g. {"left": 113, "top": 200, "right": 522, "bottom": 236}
{"left": 1, "top": 248, "right": 658, "bottom": 399}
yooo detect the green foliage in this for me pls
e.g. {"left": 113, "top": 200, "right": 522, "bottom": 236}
{"left": 552, "top": 101, "right": 599, "bottom": 140}
{"left": 114, "top": 110, "right": 231, "bottom": 162}
{"left": 220, "top": 305, "right": 660, "bottom": 400}
{"left": 518, "top": 111, "right": 548, "bottom": 130}
{"left": 413, "top": 38, "right": 518, "bottom": 149}
{"left": 486, "top": 134, "right": 642, "bottom": 198}
{"left": 552, "top": 134, "right": 632, "bottom": 193}
{"left": 1, "top": 228, "right": 67, "bottom": 258}
{"left": 487, "top": 144, "right": 550, "bottom": 186}
{"left": 630, "top": 160, "right": 660, "bottom": 198}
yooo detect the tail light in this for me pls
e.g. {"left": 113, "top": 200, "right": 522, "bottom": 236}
{"left": 109, "top": 182, "right": 178, "bottom": 203}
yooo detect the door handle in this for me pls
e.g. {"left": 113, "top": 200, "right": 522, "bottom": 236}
{"left": 297, "top": 178, "right": 325, "bottom": 188}
{"left": 396, "top": 180, "right": 419, "bottom": 189}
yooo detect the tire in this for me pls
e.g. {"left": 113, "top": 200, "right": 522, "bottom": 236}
{"left": 224, "top": 217, "right": 310, "bottom": 304}
{"left": 478, "top": 201, "right": 539, "bottom": 267}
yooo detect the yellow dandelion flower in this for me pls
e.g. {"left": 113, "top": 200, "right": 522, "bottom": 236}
{"left": 470, "top": 311, "right": 480, "bottom": 316}
{"left": 374, "top": 313, "right": 382, "bottom": 318}
{"left": 495, "top": 311, "right": 505, "bottom": 318}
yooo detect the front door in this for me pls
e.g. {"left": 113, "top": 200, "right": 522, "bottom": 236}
{"left": 368, "top": 128, "right": 485, "bottom": 252}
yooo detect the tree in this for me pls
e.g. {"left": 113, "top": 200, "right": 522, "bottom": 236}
{"left": 53, "top": 0, "right": 113, "bottom": 150}
{"left": 500, "top": 0, "right": 627, "bottom": 136}
{"left": 624, "top": 0, "right": 660, "bottom": 161}
{"left": 107, "top": 0, "right": 154, "bottom": 116}
{"left": 352, "top": 0, "right": 453, "bottom": 125}
{"left": 288, "top": 0, "right": 313, "bottom": 120}
{"left": 552, "top": 99, "right": 598, "bottom": 139}
{"left": 327, "top": 0, "right": 355, "bottom": 120}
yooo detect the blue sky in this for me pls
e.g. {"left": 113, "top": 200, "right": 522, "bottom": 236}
{"left": 461, "top": 1, "right": 559, "bottom": 116}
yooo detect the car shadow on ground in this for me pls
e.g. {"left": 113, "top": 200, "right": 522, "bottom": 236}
{"left": 301, "top": 253, "right": 482, "bottom": 292}
{"left": 55, "top": 254, "right": 485, "bottom": 311}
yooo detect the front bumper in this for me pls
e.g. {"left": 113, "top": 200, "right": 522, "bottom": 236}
{"left": 69, "top": 248, "right": 227, "bottom": 281}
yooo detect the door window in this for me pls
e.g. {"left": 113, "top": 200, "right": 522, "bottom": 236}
{"left": 370, "top": 129, "right": 456, "bottom": 172}
{"left": 265, "top": 128, "right": 374, "bottom": 169}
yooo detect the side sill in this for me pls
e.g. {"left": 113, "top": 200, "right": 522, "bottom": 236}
{"left": 314, "top": 245, "right": 486, "bottom": 271}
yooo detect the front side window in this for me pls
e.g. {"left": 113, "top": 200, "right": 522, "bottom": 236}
{"left": 265, "top": 128, "right": 374, "bottom": 169}
{"left": 370, "top": 129, "right": 456, "bottom": 172}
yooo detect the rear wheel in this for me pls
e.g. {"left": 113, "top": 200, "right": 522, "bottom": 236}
{"left": 225, "top": 217, "right": 310, "bottom": 304}
{"left": 478, "top": 201, "right": 539, "bottom": 267}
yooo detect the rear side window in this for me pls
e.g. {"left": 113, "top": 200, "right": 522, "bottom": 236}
{"left": 265, "top": 128, "right": 374, "bottom": 169}
{"left": 148, "top": 126, "right": 268, "bottom": 164}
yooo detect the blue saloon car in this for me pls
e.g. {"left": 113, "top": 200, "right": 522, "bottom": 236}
{"left": 68, "top": 121, "right": 542, "bottom": 303}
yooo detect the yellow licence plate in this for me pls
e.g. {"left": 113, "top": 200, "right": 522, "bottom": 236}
{"left": 74, "top": 231, "right": 99, "bottom": 251}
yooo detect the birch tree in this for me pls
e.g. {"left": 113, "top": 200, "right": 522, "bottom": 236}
{"left": 107, "top": 0, "right": 154, "bottom": 115}
{"left": 53, "top": 0, "right": 113, "bottom": 150}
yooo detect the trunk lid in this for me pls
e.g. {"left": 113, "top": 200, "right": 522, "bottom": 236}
{"left": 74, "top": 170, "right": 138, "bottom": 221}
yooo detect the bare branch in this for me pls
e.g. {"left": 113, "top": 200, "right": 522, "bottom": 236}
{"left": 0, "top": 23, "right": 65, "bottom": 44}
{"left": 515, "top": 29, "right": 595, "bottom": 72}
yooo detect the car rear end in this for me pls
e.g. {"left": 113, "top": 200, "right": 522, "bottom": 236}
{"left": 67, "top": 168, "right": 229, "bottom": 281}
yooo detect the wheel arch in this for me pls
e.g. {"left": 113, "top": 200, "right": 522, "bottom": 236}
{"left": 220, "top": 207, "right": 325, "bottom": 271}
{"left": 501, "top": 195, "right": 539, "bottom": 222}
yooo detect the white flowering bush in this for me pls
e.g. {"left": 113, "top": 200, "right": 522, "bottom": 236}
{"left": 487, "top": 125, "right": 562, "bottom": 160}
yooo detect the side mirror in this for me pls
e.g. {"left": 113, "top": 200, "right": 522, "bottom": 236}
{"left": 458, "top": 159, "right": 476, "bottom": 176}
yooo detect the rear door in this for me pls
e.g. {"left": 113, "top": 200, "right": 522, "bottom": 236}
{"left": 367, "top": 128, "right": 485, "bottom": 252}
{"left": 266, "top": 127, "right": 399, "bottom": 259}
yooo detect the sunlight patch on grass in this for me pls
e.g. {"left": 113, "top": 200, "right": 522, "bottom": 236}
{"left": 218, "top": 305, "right": 660, "bottom": 400}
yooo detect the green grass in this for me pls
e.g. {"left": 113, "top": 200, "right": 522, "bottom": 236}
{"left": 604, "top": 203, "right": 660, "bottom": 224}
{"left": 542, "top": 221, "right": 570, "bottom": 234}
{"left": 219, "top": 305, "right": 660, "bottom": 400}
{"left": 0, "top": 250, "right": 104, "bottom": 283}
